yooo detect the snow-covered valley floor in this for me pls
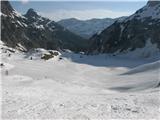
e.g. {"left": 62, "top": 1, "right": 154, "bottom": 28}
{"left": 1, "top": 49, "right": 160, "bottom": 119}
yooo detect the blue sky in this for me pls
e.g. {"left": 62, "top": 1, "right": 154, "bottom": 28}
{"left": 10, "top": 0, "right": 148, "bottom": 21}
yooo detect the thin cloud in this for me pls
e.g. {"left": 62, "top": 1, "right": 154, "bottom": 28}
{"left": 21, "top": 0, "right": 29, "bottom": 4}
{"left": 40, "top": 9, "right": 133, "bottom": 21}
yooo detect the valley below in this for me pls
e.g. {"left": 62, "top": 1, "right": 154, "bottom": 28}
{"left": 1, "top": 49, "right": 160, "bottom": 119}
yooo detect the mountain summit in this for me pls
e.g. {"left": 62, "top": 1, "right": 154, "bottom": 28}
{"left": 25, "top": 8, "right": 40, "bottom": 19}
{"left": 1, "top": 1, "right": 14, "bottom": 16}
{"left": 147, "top": 0, "right": 160, "bottom": 7}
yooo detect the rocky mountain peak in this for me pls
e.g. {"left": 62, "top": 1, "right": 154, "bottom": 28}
{"left": 25, "top": 8, "right": 40, "bottom": 18}
{"left": 1, "top": 1, "right": 14, "bottom": 16}
{"left": 147, "top": 0, "right": 160, "bottom": 7}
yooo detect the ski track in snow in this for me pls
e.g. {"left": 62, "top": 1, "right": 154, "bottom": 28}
{"left": 1, "top": 51, "right": 160, "bottom": 119}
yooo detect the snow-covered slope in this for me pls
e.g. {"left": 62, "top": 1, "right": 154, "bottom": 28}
{"left": 112, "top": 60, "right": 160, "bottom": 91}
{"left": 1, "top": 46, "right": 160, "bottom": 119}
{"left": 58, "top": 17, "right": 126, "bottom": 39}
{"left": 123, "top": 60, "right": 160, "bottom": 75}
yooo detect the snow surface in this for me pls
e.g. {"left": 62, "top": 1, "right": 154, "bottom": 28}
{"left": 32, "top": 23, "right": 45, "bottom": 30}
{"left": 1, "top": 45, "right": 160, "bottom": 119}
{"left": 13, "top": 10, "right": 26, "bottom": 19}
{"left": 24, "top": 48, "right": 60, "bottom": 61}
{"left": 16, "top": 43, "right": 27, "bottom": 52}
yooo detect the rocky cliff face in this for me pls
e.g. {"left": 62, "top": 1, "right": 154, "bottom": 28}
{"left": 88, "top": 1, "right": 160, "bottom": 56}
{"left": 1, "top": 1, "right": 29, "bottom": 51}
{"left": 1, "top": 1, "right": 88, "bottom": 52}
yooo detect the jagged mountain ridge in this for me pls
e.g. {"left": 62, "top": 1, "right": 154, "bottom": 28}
{"left": 1, "top": 1, "right": 88, "bottom": 52}
{"left": 58, "top": 17, "right": 126, "bottom": 39}
{"left": 88, "top": 1, "right": 160, "bottom": 57}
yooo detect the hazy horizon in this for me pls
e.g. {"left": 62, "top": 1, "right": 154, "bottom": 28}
{"left": 11, "top": 0, "right": 148, "bottom": 21}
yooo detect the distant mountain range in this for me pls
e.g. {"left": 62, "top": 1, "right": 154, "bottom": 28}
{"left": 58, "top": 17, "right": 126, "bottom": 39}
{"left": 1, "top": 1, "right": 88, "bottom": 52}
{"left": 88, "top": 0, "right": 160, "bottom": 57}
{"left": 1, "top": 0, "right": 160, "bottom": 57}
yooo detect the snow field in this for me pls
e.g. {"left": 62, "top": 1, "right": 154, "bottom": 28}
{"left": 1, "top": 48, "right": 160, "bottom": 119}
